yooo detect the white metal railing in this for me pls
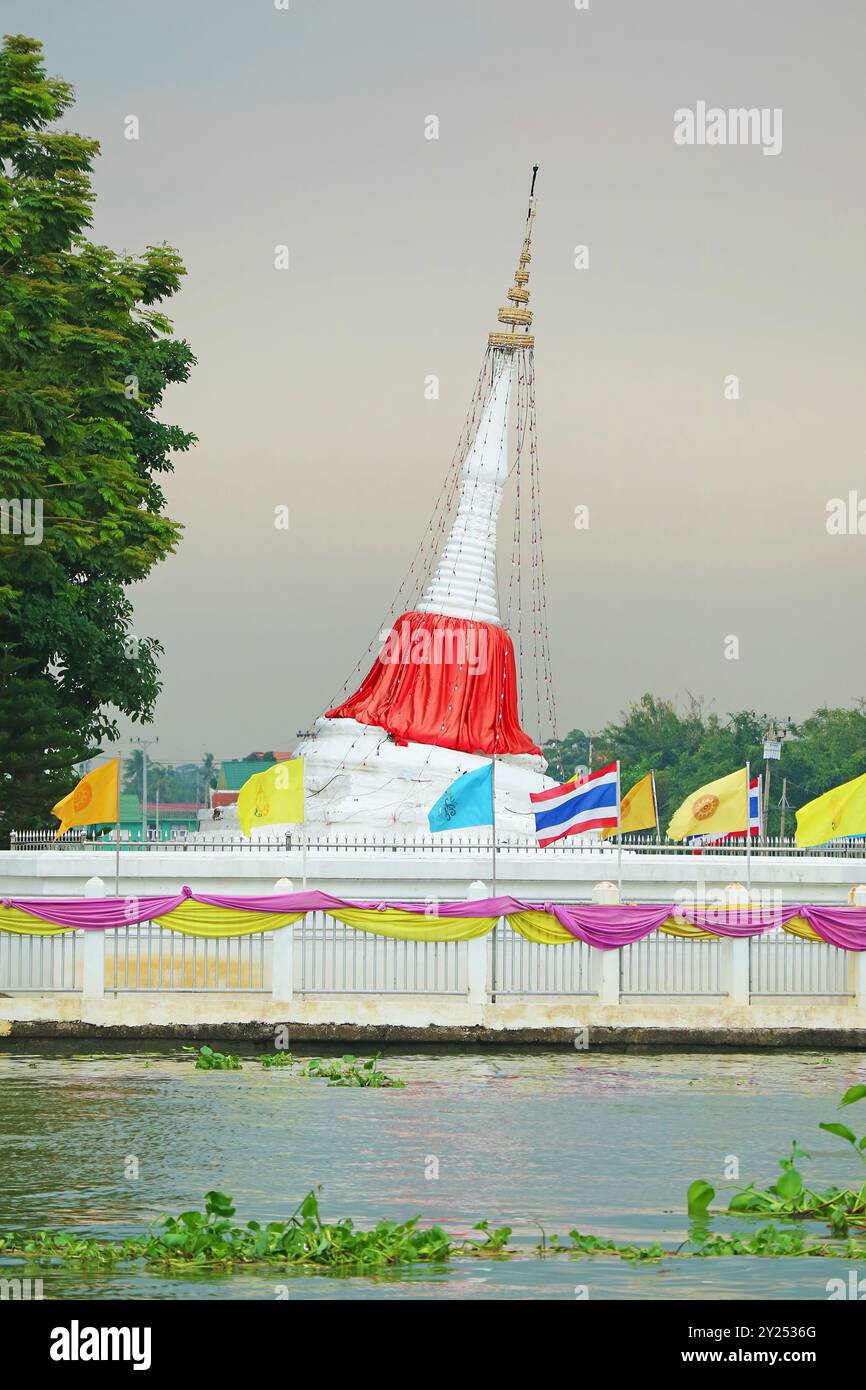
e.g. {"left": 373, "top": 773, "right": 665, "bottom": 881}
{"left": 490, "top": 923, "right": 594, "bottom": 995}
{"left": 749, "top": 928, "right": 852, "bottom": 997}
{"left": 620, "top": 932, "right": 725, "bottom": 995}
{"left": 0, "top": 920, "right": 859, "bottom": 1001}
{"left": 106, "top": 922, "right": 269, "bottom": 992}
{"left": 9, "top": 828, "right": 866, "bottom": 859}
{"left": 0, "top": 930, "right": 79, "bottom": 991}
{"left": 295, "top": 912, "right": 465, "bottom": 994}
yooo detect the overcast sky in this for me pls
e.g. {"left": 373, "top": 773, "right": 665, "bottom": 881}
{"left": 11, "top": 1, "right": 866, "bottom": 759}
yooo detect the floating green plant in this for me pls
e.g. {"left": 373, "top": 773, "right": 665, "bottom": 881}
{"left": 1, "top": 1189, "right": 864, "bottom": 1271}
{"left": 0, "top": 1190, "right": 508, "bottom": 1270}
{"left": 182, "top": 1044, "right": 405, "bottom": 1085}
{"left": 689, "top": 1084, "right": 866, "bottom": 1233}
{"left": 258, "top": 1052, "right": 295, "bottom": 1068}
{"left": 181, "top": 1045, "right": 242, "bottom": 1071}
{"left": 301, "top": 1053, "right": 405, "bottom": 1088}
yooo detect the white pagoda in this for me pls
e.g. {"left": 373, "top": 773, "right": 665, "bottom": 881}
{"left": 291, "top": 170, "right": 560, "bottom": 836}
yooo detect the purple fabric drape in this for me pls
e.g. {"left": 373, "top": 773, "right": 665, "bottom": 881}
{"left": 3, "top": 892, "right": 189, "bottom": 929}
{"left": 3, "top": 889, "right": 866, "bottom": 949}
{"left": 800, "top": 905, "right": 866, "bottom": 950}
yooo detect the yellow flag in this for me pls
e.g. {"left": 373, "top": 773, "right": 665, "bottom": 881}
{"left": 667, "top": 767, "right": 749, "bottom": 842}
{"left": 51, "top": 759, "right": 120, "bottom": 839}
{"left": 795, "top": 770, "right": 866, "bottom": 848}
{"left": 237, "top": 759, "right": 304, "bottom": 836}
{"left": 601, "top": 772, "right": 657, "bottom": 839}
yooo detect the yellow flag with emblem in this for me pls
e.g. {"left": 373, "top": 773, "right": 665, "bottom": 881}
{"left": 795, "top": 770, "right": 866, "bottom": 848}
{"left": 667, "top": 767, "right": 748, "bottom": 842}
{"left": 51, "top": 759, "right": 120, "bottom": 839}
{"left": 238, "top": 759, "right": 304, "bottom": 836}
{"left": 601, "top": 772, "right": 657, "bottom": 839}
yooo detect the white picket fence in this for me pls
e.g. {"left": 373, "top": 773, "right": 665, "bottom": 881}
{"left": 9, "top": 828, "right": 866, "bottom": 859}
{"left": 0, "top": 915, "right": 855, "bottom": 1000}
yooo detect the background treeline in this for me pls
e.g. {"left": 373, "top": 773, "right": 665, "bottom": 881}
{"left": 543, "top": 696, "right": 866, "bottom": 837}
{"left": 122, "top": 751, "right": 218, "bottom": 805}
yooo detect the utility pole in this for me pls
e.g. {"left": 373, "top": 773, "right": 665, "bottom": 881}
{"left": 131, "top": 736, "right": 158, "bottom": 843}
{"left": 760, "top": 715, "right": 790, "bottom": 840}
{"left": 779, "top": 777, "right": 790, "bottom": 841}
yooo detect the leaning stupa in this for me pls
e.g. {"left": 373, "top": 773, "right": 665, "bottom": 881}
{"left": 290, "top": 170, "right": 560, "bottom": 836}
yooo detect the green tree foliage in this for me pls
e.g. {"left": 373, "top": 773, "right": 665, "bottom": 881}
{"left": 0, "top": 35, "right": 196, "bottom": 832}
{"left": 545, "top": 696, "right": 866, "bottom": 834}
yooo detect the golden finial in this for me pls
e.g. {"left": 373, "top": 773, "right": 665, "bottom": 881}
{"left": 489, "top": 165, "right": 538, "bottom": 350}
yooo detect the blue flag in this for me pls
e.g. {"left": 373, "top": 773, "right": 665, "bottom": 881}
{"left": 428, "top": 764, "right": 494, "bottom": 833}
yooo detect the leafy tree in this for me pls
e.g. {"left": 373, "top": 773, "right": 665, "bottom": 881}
{"left": 199, "top": 752, "right": 218, "bottom": 793}
{"left": 0, "top": 34, "right": 196, "bottom": 830}
{"left": 0, "top": 643, "right": 90, "bottom": 835}
{"left": 543, "top": 727, "right": 589, "bottom": 779}
{"left": 123, "top": 748, "right": 145, "bottom": 800}
{"left": 779, "top": 705, "right": 866, "bottom": 819}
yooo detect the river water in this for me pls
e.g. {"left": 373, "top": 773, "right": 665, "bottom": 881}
{"left": 1, "top": 1045, "right": 864, "bottom": 1300}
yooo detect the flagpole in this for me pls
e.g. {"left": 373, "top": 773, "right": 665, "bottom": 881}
{"left": 114, "top": 752, "right": 121, "bottom": 896}
{"left": 616, "top": 760, "right": 622, "bottom": 900}
{"left": 745, "top": 761, "right": 752, "bottom": 898}
{"left": 491, "top": 755, "right": 497, "bottom": 897}
{"left": 651, "top": 769, "right": 660, "bottom": 844}
{"left": 301, "top": 823, "right": 307, "bottom": 891}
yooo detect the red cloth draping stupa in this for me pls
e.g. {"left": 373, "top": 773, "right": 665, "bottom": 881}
{"left": 326, "top": 609, "right": 540, "bottom": 756}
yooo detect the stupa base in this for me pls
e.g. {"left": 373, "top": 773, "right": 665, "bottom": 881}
{"left": 227, "top": 717, "right": 553, "bottom": 838}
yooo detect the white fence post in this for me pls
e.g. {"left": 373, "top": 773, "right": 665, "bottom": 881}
{"left": 597, "top": 949, "right": 620, "bottom": 1006}
{"left": 592, "top": 883, "right": 621, "bottom": 1005}
{"left": 271, "top": 878, "right": 294, "bottom": 1004}
{"left": 724, "top": 884, "right": 751, "bottom": 1009}
{"left": 82, "top": 876, "right": 105, "bottom": 1000}
{"left": 466, "top": 937, "right": 488, "bottom": 1012}
{"left": 465, "top": 880, "right": 490, "bottom": 1015}
{"left": 729, "top": 938, "right": 750, "bottom": 1007}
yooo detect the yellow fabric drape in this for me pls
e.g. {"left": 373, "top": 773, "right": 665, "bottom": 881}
{"left": 325, "top": 908, "right": 497, "bottom": 941}
{"left": 153, "top": 902, "right": 306, "bottom": 937}
{"left": 0, "top": 906, "right": 72, "bottom": 936}
{"left": 780, "top": 915, "right": 821, "bottom": 942}
{"left": 658, "top": 919, "right": 719, "bottom": 940}
{"left": 508, "top": 910, "right": 574, "bottom": 943}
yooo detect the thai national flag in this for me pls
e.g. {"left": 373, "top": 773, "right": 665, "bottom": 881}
{"left": 530, "top": 761, "right": 619, "bottom": 848}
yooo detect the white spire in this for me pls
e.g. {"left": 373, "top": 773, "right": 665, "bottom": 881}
{"left": 417, "top": 352, "right": 512, "bottom": 625}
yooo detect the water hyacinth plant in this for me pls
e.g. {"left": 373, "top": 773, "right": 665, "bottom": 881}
{"left": 256, "top": 1050, "right": 405, "bottom": 1086}
{"left": 0, "top": 1190, "right": 509, "bottom": 1270}
{"left": 1, "top": 1176, "right": 865, "bottom": 1272}
{"left": 688, "top": 1084, "right": 866, "bottom": 1233}
{"left": 182, "top": 1044, "right": 405, "bottom": 1086}
{"left": 181, "top": 1045, "right": 242, "bottom": 1071}
{"left": 301, "top": 1053, "right": 406, "bottom": 1088}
